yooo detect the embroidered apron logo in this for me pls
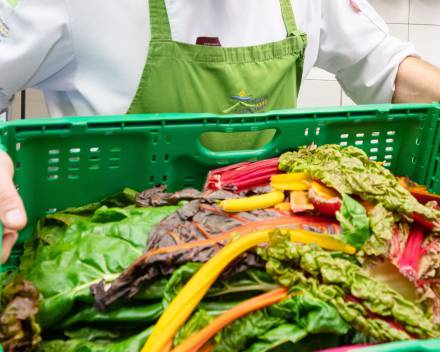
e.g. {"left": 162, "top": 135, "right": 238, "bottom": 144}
{"left": 223, "top": 90, "right": 268, "bottom": 114}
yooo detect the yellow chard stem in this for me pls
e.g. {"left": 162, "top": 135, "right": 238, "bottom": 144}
{"left": 219, "top": 191, "right": 285, "bottom": 212}
{"left": 141, "top": 229, "right": 355, "bottom": 352}
{"left": 270, "top": 173, "right": 311, "bottom": 191}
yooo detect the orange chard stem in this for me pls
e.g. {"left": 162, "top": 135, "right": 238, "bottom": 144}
{"left": 199, "top": 343, "right": 215, "bottom": 352}
{"left": 171, "top": 288, "right": 289, "bottom": 352}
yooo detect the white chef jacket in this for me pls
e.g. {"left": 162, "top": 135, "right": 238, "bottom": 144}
{"left": 0, "top": 0, "right": 416, "bottom": 117}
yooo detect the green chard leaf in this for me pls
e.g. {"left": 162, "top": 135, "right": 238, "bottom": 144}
{"left": 17, "top": 201, "right": 179, "bottom": 329}
{"left": 174, "top": 309, "right": 213, "bottom": 347}
{"left": 132, "top": 278, "right": 169, "bottom": 301}
{"left": 246, "top": 332, "right": 341, "bottom": 352}
{"left": 258, "top": 232, "right": 439, "bottom": 342}
{"left": 214, "top": 309, "right": 286, "bottom": 352}
{"left": 162, "top": 263, "right": 202, "bottom": 306}
{"left": 64, "top": 326, "right": 124, "bottom": 341}
{"left": 244, "top": 324, "right": 308, "bottom": 352}
{"left": 40, "top": 264, "right": 281, "bottom": 352}
{"left": 36, "top": 326, "right": 154, "bottom": 352}
{"left": 279, "top": 145, "right": 440, "bottom": 223}
{"left": 59, "top": 302, "right": 163, "bottom": 329}
{"left": 336, "top": 194, "right": 371, "bottom": 250}
{"left": 268, "top": 294, "right": 349, "bottom": 335}
{"left": 212, "top": 293, "right": 349, "bottom": 352}
{"left": 361, "top": 204, "right": 396, "bottom": 257}
{"left": 207, "top": 269, "right": 278, "bottom": 298}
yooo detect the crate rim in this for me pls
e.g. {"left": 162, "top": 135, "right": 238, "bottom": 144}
{"left": 0, "top": 103, "right": 438, "bottom": 130}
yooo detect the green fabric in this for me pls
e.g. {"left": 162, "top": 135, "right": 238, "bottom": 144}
{"left": 128, "top": 0, "right": 307, "bottom": 151}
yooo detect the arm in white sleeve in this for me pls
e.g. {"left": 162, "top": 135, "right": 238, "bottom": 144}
{"left": 316, "top": 0, "right": 417, "bottom": 104}
{"left": 0, "top": 0, "right": 74, "bottom": 112}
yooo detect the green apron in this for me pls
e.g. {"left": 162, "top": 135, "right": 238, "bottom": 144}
{"left": 128, "top": 0, "right": 307, "bottom": 150}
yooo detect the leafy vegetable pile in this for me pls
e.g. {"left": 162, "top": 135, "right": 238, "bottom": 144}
{"left": 258, "top": 232, "right": 438, "bottom": 341}
{"left": 94, "top": 187, "right": 339, "bottom": 309}
{"left": 1, "top": 144, "right": 440, "bottom": 352}
{"left": 0, "top": 278, "right": 41, "bottom": 351}
{"left": 280, "top": 145, "right": 440, "bottom": 323}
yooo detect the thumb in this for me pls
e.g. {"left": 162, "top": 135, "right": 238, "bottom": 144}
{"left": 0, "top": 150, "right": 27, "bottom": 230}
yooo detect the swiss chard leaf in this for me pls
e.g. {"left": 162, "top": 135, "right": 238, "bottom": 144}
{"left": 163, "top": 263, "right": 201, "bottom": 306}
{"left": 247, "top": 333, "right": 341, "bottom": 352}
{"left": 336, "top": 193, "right": 371, "bottom": 249}
{"left": 268, "top": 294, "right": 349, "bottom": 335}
{"left": 213, "top": 294, "right": 349, "bottom": 352}
{"left": 64, "top": 326, "right": 124, "bottom": 342}
{"left": 59, "top": 302, "right": 163, "bottom": 329}
{"left": 163, "top": 264, "right": 279, "bottom": 306}
{"left": 18, "top": 204, "right": 178, "bottom": 328}
{"left": 132, "top": 278, "right": 169, "bottom": 301}
{"left": 279, "top": 145, "right": 440, "bottom": 222}
{"left": 245, "top": 324, "right": 307, "bottom": 351}
{"left": 208, "top": 270, "right": 278, "bottom": 298}
{"left": 214, "top": 309, "right": 286, "bottom": 352}
{"left": 59, "top": 264, "right": 276, "bottom": 340}
{"left": 260, "top": 233, "right": 438, "bottom": 341}
{"left": 36, "top": 326, "right": 154, "bottom": 352}
{"left": 173, "top": 309, "right": 213, "bottom": 346}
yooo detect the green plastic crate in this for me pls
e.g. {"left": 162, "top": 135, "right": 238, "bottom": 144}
{"left": 1, "top": 104, "right": 440, "bottom": 351}
{"left": 2, "top": 103, "right": 440, "bottom": 269}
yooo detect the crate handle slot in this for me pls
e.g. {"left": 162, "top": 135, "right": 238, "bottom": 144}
{"left": 198, "top": 129, "right": 279, "bottom": 161}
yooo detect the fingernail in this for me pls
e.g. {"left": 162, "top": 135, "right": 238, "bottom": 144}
{"left": 4, "top": 209, "right": 23, "bottom": 226}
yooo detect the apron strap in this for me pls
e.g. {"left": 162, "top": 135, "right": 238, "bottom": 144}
{"left": 279, "top": 0, "right": 299, "bottom": 36}
{"left": 149, "top": 0, "right": 172, "bottom": 41}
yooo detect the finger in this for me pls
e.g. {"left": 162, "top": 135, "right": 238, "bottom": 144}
{"left": 0, "top": 150, "right": 27, "bottom": 230}
{"left": 2, "top": 230, "right": 18, "bottom": 264}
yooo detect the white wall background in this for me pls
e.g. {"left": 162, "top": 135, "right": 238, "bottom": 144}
{"left": 6, "top": 0, "right": 440, "bottom": 119}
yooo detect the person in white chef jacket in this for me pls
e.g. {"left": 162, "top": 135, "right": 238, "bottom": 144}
{"left": 1, "top": 0, "right": 440, "bottom": 263}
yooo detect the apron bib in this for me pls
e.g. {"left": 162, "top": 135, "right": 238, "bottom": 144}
{"left": 128, "top": 0, "right": 307, "bottom": 151}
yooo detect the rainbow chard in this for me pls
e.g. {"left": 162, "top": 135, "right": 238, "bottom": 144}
{"left": 389, "top": 223, "right": 427, "bottom": 285}
{"left": 399, "top": 176, "right": 440, "bottom": 204}
{"left": 388, "top": 224, "right": 440, "bottom": 323}
{"left": 412, "top": 210, "right": 440, "bottom": 231}
{"left": 308, "top": 181, "right": 342, "bottom": 217}
{"left": 416, "top": 236, "right": 440, "bottom": 323}
{"left": 290, "top": 190, "right": 314, "bottom": 213}
{"left": 397, "top": 225, "right": 426, "bottom": 282}
{"left": 204, "top": 158, "right": 280, "bottom": 192}
{"left": 259, "top": 232, "right": 439, "bottom": 341}
{"left": 93, "top": 186, "right": 340, "bottom": 310}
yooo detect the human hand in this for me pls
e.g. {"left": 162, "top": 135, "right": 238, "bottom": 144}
{"left": 0, "top": 150, "right": 27, "bottom": 264}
